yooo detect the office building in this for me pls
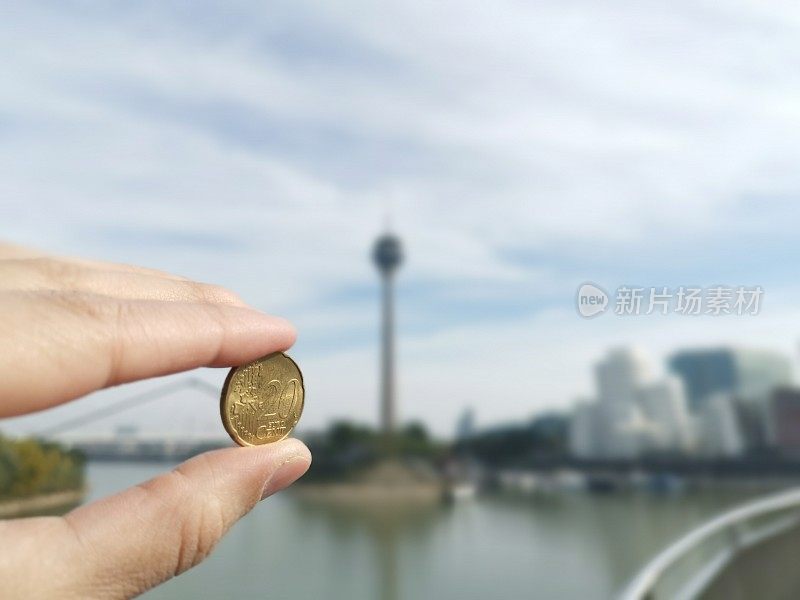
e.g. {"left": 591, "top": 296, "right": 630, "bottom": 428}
{"left": 638, "top": 376, "right": 694, "bottom": 451}
{"left": 669, "top": 348, "right": 792, "bottom": 412}
{"left": 697, "top": 394, "right": 744, "bottom": 458}
{"left": 770, "top": 388, "right": 800, "bottom": 455}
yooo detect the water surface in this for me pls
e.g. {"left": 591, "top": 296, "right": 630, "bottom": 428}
{"left": 86, "top": 463, "right": 775, "bottom": 600}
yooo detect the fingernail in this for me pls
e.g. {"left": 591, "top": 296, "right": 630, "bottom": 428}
{"left": 261, "top": 455, "right": 310, "bottom": 500}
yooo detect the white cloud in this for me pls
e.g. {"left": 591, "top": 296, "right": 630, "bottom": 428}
{"left": 2, "top": 1, "right": 800, "bottom": 436}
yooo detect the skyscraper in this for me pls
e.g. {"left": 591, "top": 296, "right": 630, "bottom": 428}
{"left": 455, "top": 408, "right": 476, "bottom": 441}
{"left": 595, "top": 347, "right": 653, "bottom": 408}
{"left": 372, "top": 232, "right": 403, "bottom": 442}
{"left": 769, "top": 388, "right": 800, "bottom": 455}
{"left": 570, "top": 347, "right": 694, "bottom": 459}
{"left": 569, "top": 400, "right": 600, "bottom": 459}
{"left": 638, "top": 376, "right": 694, "bottom": 451}
{"left": 669, "top": 348, "right": 792, "bottom": 412}
{"left": 593, "top": 348, "right": 652, "bottom": 457}
{"left": 697, "top": 394, "right": 744, "bottom": 458}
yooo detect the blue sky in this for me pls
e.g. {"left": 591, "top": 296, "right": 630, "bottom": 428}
{"left": 3, "top": 1, "right": 800, "bottom": 437}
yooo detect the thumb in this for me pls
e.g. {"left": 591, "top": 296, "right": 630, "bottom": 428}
{"left": 57, "top": 439, "right": 310, "bottom": 599}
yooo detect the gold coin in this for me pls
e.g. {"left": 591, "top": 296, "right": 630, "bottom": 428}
{"left": 220, "top": 352, "right": 304, "bottom": 446}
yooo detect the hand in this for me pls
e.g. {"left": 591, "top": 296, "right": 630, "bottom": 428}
{"left": 0, "top": 242, "right": 311, "bottom": 598}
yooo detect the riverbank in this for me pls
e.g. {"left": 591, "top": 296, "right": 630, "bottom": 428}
{"left": 0, "top": 489, "right": 86, "bottom": 519}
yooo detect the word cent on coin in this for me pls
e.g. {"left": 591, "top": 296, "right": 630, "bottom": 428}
{"left": 220, "top": 352, "right": 304, "bottom": 446}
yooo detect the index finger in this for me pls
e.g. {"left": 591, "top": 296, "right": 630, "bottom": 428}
{"left": 0, "top": 292, "right": 296, "bottom": 417}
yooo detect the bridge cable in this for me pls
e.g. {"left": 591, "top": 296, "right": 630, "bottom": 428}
{"left": 35, "top": 378, "right": 219, "bottom": 438}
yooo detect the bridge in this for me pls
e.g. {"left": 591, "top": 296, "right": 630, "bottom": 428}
{"left": 36, "top": 378, "right": 231, "bottom": 462}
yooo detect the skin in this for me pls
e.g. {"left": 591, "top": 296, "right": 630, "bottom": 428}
{"left": 0, "top": 242, "right": 312, "bottom": 598}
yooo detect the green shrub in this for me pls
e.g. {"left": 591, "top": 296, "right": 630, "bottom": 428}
{"left": 0, "top": 434, "right": 85, "bottom": 499}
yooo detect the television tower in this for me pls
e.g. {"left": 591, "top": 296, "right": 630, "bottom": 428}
{"left": 372, "top": 232, "right": 403, "bottom": 443}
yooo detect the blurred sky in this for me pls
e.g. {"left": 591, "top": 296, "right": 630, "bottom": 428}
{"left": 3, "top": 1, "right": 800, "bottom": 438}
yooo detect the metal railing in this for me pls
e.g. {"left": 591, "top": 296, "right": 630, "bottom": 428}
{"left": 619, "top": 487, "right": 800, "bottom": 600}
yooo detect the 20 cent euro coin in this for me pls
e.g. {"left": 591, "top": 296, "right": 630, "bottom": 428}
{"left": 220, "top": 352, "right": 304, "bottom": 446}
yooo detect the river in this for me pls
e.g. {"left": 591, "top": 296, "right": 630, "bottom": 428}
{"left": 85, "top": 462, "right": 779, "bottom": 600}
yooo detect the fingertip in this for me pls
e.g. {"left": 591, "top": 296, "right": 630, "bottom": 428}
{"left": 249, "top": 437, "right": 311, "bottom": 470}
{"left": 260, "top": 455, "right": 311, "bottom": 500}
{"left": 238, "top": 309, "right": 296, "bottom": 349}
{"left": 272, "top": 315, "right": 298, "bottom": 348}
{"left": 207, "top": 307, "right": 297, "bottom": 367}
{"left": 253, "top": 312, "right": 298, "bottom": 357}
{"left": 256, "top": 438, "right": 311, "bottom": 499}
